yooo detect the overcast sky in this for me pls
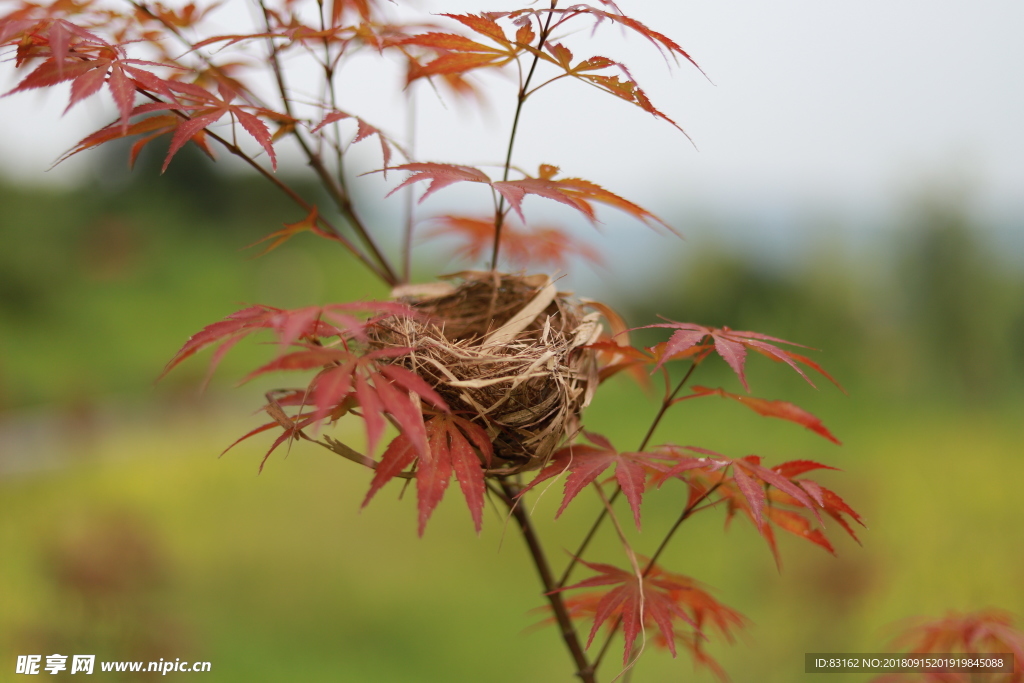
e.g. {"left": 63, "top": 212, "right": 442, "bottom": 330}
{"left": 2, "top": 0, "right": 1021, "bottom": 281}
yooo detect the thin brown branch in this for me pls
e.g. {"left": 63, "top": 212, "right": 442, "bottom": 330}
{"left": 497, "top": 480, "right": 597, "bottom": 683}
{"left": 314, "top": 0, "right": 347, "bottom": 192}
{"left": 133, "top": 88, "right": 390, "bottom": 282}
{"left": 489, "top": 0, "right": 558, "bottom": 269}
{"left": 255, "top": 0, "right": 399, "bottom": 286}
{"left": 126, "top": 0, "right": 397, "bottom": 284}
{"left": 637, "top": 360, "right": 701, "bottom": 452}
{"left": 401, "top": 88, "right": 417, "bottom": 283}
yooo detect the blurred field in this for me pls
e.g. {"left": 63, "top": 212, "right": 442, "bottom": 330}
{"left": 2, "top": 159, "right": 1023, "bottom": 681}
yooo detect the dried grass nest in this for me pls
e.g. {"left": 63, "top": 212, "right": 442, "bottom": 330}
{"left": 368, "top": 271, "right": 602, "bottom": 472}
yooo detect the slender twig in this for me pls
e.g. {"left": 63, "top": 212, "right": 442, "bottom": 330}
{"left": 312, "top": 0, "right": 352, "bottom": 204}
{"left": 489, "top": 1, "right": 558, "bottom": 269}
{"left": 132, "top": 89, "right": 392, "bottom": 284}
{"left": 401, "top": 88, "right": 417, "bottom": 283}
{"left": 524, "top": 72, "right": 571, "bottom": 98}
{"left": 314, "top": 0, "right": 342, "bottom": 180}
{"left": 497, "top": 480, "right": 597, "bottom": 683}
{"left": 558, "top": 360, "right": 701, "bottom": 587}
{"left": 255, "top": 1, "right": 399, "bottom": 286}
{"left": 637, "top": 361, "right": 701, "bottom": 452}
{"left": 127, "top": 0, "right": 399, "bottom": 285}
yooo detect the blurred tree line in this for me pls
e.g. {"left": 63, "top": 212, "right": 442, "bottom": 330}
{"left": 1, "top": 145, "right": 1021, "bottom": 410}
{"left": 627, "top": 198, "right": 1024, "bottom": 403}
{"left": 0, "top": 143, "right": 381, "bottom": 409}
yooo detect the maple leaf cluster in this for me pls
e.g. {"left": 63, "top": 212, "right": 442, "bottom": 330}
{"left": 0, "top": 1, "right": 874, "bottom": 680}
{"left": 557, "top": 560, "right": 747, "bottom": 672}
{"left": 160, "top": 301, "right": 500, "bottom": 536}
{"left": 1, "top": 1, "right": 691, "bottom": 276}
{"left": 153, "top": 294, "right": 860, "bottom": 676}
{"left": 509, "top": 318, "right": 864, "bottom": 671}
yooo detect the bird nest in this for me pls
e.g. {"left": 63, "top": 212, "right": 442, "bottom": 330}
{"left": 368, "top": 271, "right": 601, "bottom": 471}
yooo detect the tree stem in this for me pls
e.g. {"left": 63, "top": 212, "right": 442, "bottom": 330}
{"left": 130, "top": 0, "right": 398, "bottom": 286}
{"left": 497, "top": 480, "right": 597, "bottom": 683}
{"left": 489, "top": 1, "right": 558, "bottom": 269}
{"left": 257, "top": 1, "right": 398, "bottom": 286}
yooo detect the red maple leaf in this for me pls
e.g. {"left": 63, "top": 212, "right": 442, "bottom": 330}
{"left": 639, "top": 319, "right": 842, "bottom": 392}
{"left": 578, "top": 300, "right": 657, "bottom": 388}
{"left": 311, "top": 109, "right": 397, "bottom": 169}
{"left": 59, "top": 113, "right": 216, "bottom": 168}
{"left": 767, "top": 472, "right": 865, "bottom": 545}
{"left": 550, "top": 48, "right": 685, "bottom": 133}
{"left": 483, "top": 5, "right": 704, "bottom": 73}
{"left": 556, "top": 6, "right": 703, "bottom": 71}
{"left": 109, "top": 80, "right": 279, "bottom": 171}
{"left": 586, "top": 339, "right": 652, "bottom": 386}
{"left": 493, "top": 172, "right": 673, "bottom": 232}
{"left": 395, "top": 13, "right": 528, "bottom": 83}
{"left": 380, "top": 163, "right": 670, "bottom": 233}
{"left": 4, "top": 22, "right": 180, "bottom": 131}
{"left": 189, "top": 8, "right": 416, "bottom": 53}
{"left": 730, "top": 455, "right": 821, "bottom": 529}
{"left": 382, "top": 162, "right": 492, "bottom": 203}
{"left": 555, "top": 564, "right": 746, "bottom": 681}
{"left": 163, "top": 306, "right": 313, "bottom": 377}
{"left": 160, "top": 301, "right": 417, "bottom": 384}
{"left": 520, "top": 432, "right": 674, "bottom": 530}
{"left": 244, "top": 207, "right": 348, "bottom": 256}
{"left": 676, "top": 385, "right": 841, "bottom": 444}
{"left": 142, "top": 2, "right": 220, "bottom": 30}
{"left": 362, "top": 414, "right": 493, "bottom": 535}
{"left": 218, "top": 345, "right": 444, "bottom": 458}
{"left": 58, "top": 78, "right": 287, "bottom": 172}
{"left": 557, "top": 558, "right": 698, "bottom": 664}
{"left": 674, "top": 452, "right": 862, "bottom": 567}
{"left": 423, "top": 215, "right": 600, "bottom": 270}
{"left": 331, "top": 0, "right": 374, "bottom": 24}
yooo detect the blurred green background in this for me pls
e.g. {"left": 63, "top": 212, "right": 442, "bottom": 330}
{"left": 1, "top": 145, "right": 1023, "bottom": 682}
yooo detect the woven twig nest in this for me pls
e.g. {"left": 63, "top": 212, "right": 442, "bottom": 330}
{"left": 369, "top": 271, "right": 602, "bottom": 471}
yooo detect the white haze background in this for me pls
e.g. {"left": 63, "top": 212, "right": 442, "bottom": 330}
{"left": 1, "top": 0, "right": 1021, "bottom": 291}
